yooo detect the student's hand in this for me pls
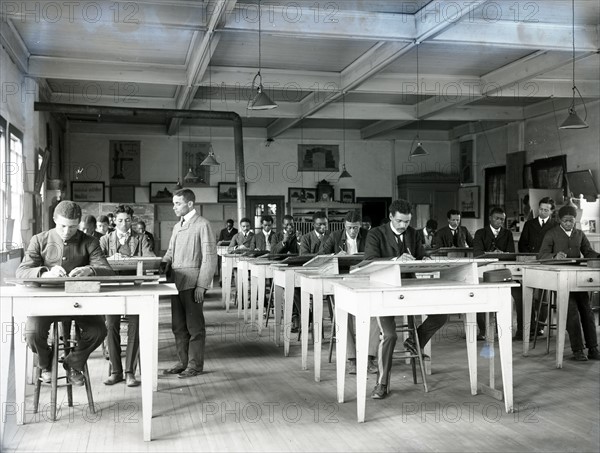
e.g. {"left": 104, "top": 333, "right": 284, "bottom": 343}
{"left": 42, "top": 266, "right": 67, "bottom": 278}
{"left": 194, "top": 286, "right": 206, "bottom": 303}
{"left": 555, "top": 251, "right": 568, "bottom": 259}
{"left": 237, "top": 244, "right": 248, "bottom": 250}
{"left": 69, "top": 266, "right": 93, "bottom": 277}
{"left": 398, "top": 253, "right": 416, "bottom": 262}
{"left": 159, "top": 261, "right": 171, "bottom": 275}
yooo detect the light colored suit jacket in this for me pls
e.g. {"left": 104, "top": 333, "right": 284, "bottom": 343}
{"left": 99, "top": 229, "right": 155, "bottom": 257}
{"left": 227, "top": 231, "right": 255, "bottom": 252}
{"left": 162, "top": 212, "right": 217, "bottom": 291}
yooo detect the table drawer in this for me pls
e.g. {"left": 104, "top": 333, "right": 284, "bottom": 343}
{"left": 14, "top": 296, "right": 127, "bottom": 317}
{"left": 576, "top": 272, "right": 600, "bottom": 287}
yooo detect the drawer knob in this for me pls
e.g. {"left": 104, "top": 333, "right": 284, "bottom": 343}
{"left": 398, "top": 295, "right": 404, "bottom": 300}
{"left": 588, "top": 278, "right": 594, "bottom": 282}
{"left": 516, "top": 268, "right": 521, "bottom": 271}
{"left": 469, "top": 292, "right": 474, "bottom": 297}
{"left": 73, "top": 302, "right": 81, "bottom": 308}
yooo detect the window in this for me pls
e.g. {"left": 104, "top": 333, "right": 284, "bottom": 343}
{"left": 6, "top": 125, "right": 24, "bottom": 249}
{"left": 0, "top": 116, "right": 6, "bottom": 248}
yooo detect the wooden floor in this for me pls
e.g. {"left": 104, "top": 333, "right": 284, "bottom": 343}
{"left": 2, "top": 287, "right": 599, "bottom": 452}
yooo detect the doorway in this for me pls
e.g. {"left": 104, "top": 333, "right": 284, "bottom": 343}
{"left": 246, "top": 196, "right": 285, "bottom": 233}
{"left": 357, "top": 197, "right": 392, "bottom": 227}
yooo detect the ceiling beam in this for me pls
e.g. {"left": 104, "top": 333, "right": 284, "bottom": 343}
{"left": 0, "top": 17, "right": 29, "bottom": 73}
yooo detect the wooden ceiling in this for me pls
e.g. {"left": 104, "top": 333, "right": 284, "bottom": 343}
{"left": 2, "top": 0, "right": 599, "bottom": 139}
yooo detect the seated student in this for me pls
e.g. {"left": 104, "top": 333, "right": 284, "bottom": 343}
{"left": 416, "top": 219, "right": 438, "bottom": 249}
{"left": 135, "top": 220, "right": 155, "bottom": 252}
{"left": 227, "top": 217, "right": 254, "bottom": 252}
{"left": 96, "top": 215, "right": 112, "bottom": 236}
{"left": 100, "top": 205, "right": 155, "bottom": 387}
{"left": 79, "top": 215, "right": 104, "bottom": 240}
{"left": 300, "top": 211, "right": 330, "bottom": 255}
{"left": 538, "top": 205, "right": 600, "bottom": 361}
{"left": 473, "top": 207, "right": 523, "bottom": 340}
{"left": 320, "top": 210, "right": 378, "bottom": 374}
{"left": 16, "top": 200, "right": 113, "bottom": 386}
{"left": 250, "top": 215, "right": 275, "bottom": 251}
{"left": 217, "top": 219, "right": 238, "bottom": 244}
{"left": 432, "top": 209, "right": 473, "bottom": 248}
{"left": 361, "top": 216, "right": 372, "bottom": 231}
{"left": 518, "top": 197, "right": 559, "bottom": 335}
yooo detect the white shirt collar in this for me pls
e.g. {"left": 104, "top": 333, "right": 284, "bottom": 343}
{"left": 560, "top": 226, "right": 573, "bottom": 237}
{"left": 390, "top": 224, "right": 403, "bottom": 236}
{"left": 182, "top": 209, "right": 196, "bottom": 223}
{"left": 117, "top": 229, "right": 131, "bottom": 238}
{"left": 263, "top": 229, "right": 271, "bottom": 238}
{"left": 489, "top": 225, "right": 501, "bottom": 236}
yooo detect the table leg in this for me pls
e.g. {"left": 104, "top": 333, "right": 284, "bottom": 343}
{"left": 283, "top": 272, "right": 294, "bottom": 357}
{"left": 301, "top": 289, "right": 310, "bottom": 370}
{"left": 313, "top": 286, "right": 324, "bottom": 383}
{"left": 257, "top": 275, "right": 265, "bottom": 335}
{"left": 422, "top": 314, "right": 431, "bottom": 375}
{"left": 335, "top": 305, "right": 348, "bottom": 405}
{"left": 151, "top": 295, "right": 159, "bottom": 392}
{"left": 522, "top": 282, "right": 534, "bottom": 356}
{"left": 355, "top": 310, "right": 370, "bottom": 423}
{"left": 242, "top": 264, "right": 250, "bottom": 323}
{"left": 465, "top": 312, "right": 478, "bottom": 396}
{"left": 274, "top": 284, "right": 282, "bottom": 347}
{"left": 555, "top": 280, "right": 569, "bottom": 369}
{"left": 0, "top": 296, "right": 13, "bottom": 439}
{"left": 237, "top": 263, "right": 244, "bottom": 320}
{"left": 496, "top": 291, "right": 514, "bottom": 413}
{"left": 222, "top": 258, "right": 231, "bottom": 312}
{"left": 250, "top": 273, "right": 257, "bottom": 329}
{"left": 139, "top": 305, "right": 154, "bottom": 441}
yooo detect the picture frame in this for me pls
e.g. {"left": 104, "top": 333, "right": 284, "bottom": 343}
{"left": 288, "top": 187, "right": 317, "bottom": 203}
{"left": 149, "top": 182, "right": 179, "bottom": 203}
{"left": 110, "top": 185, "right": 135, "bottom": 203}
{"left": 298, "top": 144, "right": 339, "bottom": 172}
{"left": 109, "top": 140, "right": 141, "bottom": 186}
{"left": 218, "top": 182, "right": 243, "bottom": 203}
{"left": 459, "top": 140, "right": 474, "bottom": 184}
{"left": 316, "top": 179, "right": 335, "bottom": 202}
{"left": 458, "top": 186, "right": 479, "bottom": 218}
{"left": 182, "top": 142, "right": 211, "bottom": 186}
{"left": 340, "top": 188, "right": 355, "bottom": 203}
{"left": 71, "top": 181, "right": 105, "bottom": 202}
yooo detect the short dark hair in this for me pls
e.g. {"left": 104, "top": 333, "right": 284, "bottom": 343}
{"left": 389, "top": 199, "right": 412, "bottom": 216}
{"left": 558, "top": 205, "right": 577, "bottom": 219}
{"left": 426, "top": 219, "right": 438, "bottom": 230}
{"left": 174, "top": 188, "right": 195, "bottom": 203}
{"left": 136, "top": 220, "right": 146, "bottom": 228}
{"left": 226, "top": 219, "right": 234, "bottom": 225}
{"left": 313, "top": 211, "right": 327, "bottom": 221}
{"left": 344, "top": 210, "right": 362, "bottom": 223}
{"left": 240, "top": 217, "right": 251, "bottom": 225}
{"left": 361, "top": 216, "right": 372, "bottom": 224}
{"left": 282, "top": 214, "right": 294, "bottom": 223}
{"left": 539, "top": 197, "right": 555, "bottom": 209}
{"left": 447, "top": 209, "right": 460, "bottom": 218}
{"left": 97, "top": 215, "right": 109, "bottom": 224}
{"left": 81, "top": 215, "right": 96, "bottom": 226}
{"left": 261, "top": 215, "right": 274, "bottom": 224}
{"left": 114, "top": 204, "right": 134, "bottom": 217}
{"left": 54, "top": 200, "right": 82, "bottom": 220}
{"left": 489, "top": 207, "right": 505, "bottom": 217}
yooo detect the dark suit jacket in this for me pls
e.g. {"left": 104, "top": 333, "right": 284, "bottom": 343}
{"left": 364, "top": 224, "right": 424, "bottom": 260}
{"left": 100, "top": 229, "right": 155, "bottom": 257}
{"left": 300, "top": 230, "right": 331, "bottom": 255}
{"left": 415, "top": 228, "right": 433, "bottom": 248}
{"left": 16, "top": 229, "right": 114, "bottom": 278}
{"left": 537, "top": 226, "right": 599, "bottom": 259}
{"left": 518, "top": 217, "right": 558, "bottom": 253}
{"left": 473, "top": 226, "right": 515, "bottom": 256}
{"left": 250, "top": 230, "right": 275, "bottom": 251}
{"left": 432, "top": 225, "right": 473, "bottom": 248}
{"left": 218, "top": 227, "right": 238, "bottom": 242}
{"left": 270, "top": 231, "right": 299, "bottom": 254}
{"left": 320, "top": 228, "right": 368, "bottom": 254}
{"left": 227, "top": 231, "right": 255, "bottom": 252}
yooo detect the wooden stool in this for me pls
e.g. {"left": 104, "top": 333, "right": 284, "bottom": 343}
{"left": 392, "top": 316, "right": 428, "bottom": 393}
{"left": 532, "top": 289, "right": 557, "bottom": 354}
{"left": 33, "top": 321, "right": 95, "bottom": 421}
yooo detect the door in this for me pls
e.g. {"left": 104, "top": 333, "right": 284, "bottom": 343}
{"left": 246, "top": 196, "right": 285, "bottom": 233}
{"left": 357, "top": 197, "right": 392, "bottom": 227}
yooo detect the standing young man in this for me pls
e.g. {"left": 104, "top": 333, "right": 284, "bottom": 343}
{"left": 161, "top": 189, "right": 217, "bottom": 378}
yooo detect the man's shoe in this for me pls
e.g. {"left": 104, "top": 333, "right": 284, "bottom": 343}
{"left": 40, "top": 368, "right": 52, "bottom": 384}
{"left": 347, "top": 360, "right": 356, "bottom": 375}
{"left": 104, "top": 373, "right": 124, "bottom": 385}
{"left": 64, "top": 364, "right": 85, "bottom": 386}
{"left": 572, "top": 350, "right": 588, "bottom": 361}
{"left": 403, "top": 338, "right": 418, "bottom": 355}
{"left": 513, "top": 332, "right": 523, "bottom": 341}
{"left": 587, "top": 347, "right": 600, "bottom": 360}
{"left": 177, "top": 368, "right": 203, "bottom": 378}
{"left": 162, "top": 364, "right": 186, "bottom": 375}
{"left": 126, "top": 373, "right": 140, "bottom": 387}
{"left": 477, "top": 334, "right": 486, "bottom": 341}
{"left": 371, "top": 383, "right": 388, "bottom": 399}
{"left": 367, "top": 359, "right": 378, "bottom": 374}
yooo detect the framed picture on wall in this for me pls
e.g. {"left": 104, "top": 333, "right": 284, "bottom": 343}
{"left": 298, "top": 144, "right": 339, "bottom": 172}
{"left": 459, "top": 140, "right": 474, "bottom": 184}
{"left": 340, "top": 188, "right": 355, "bottom": 203}
{"left": 110, "top": 185, "right": 135, "bottom": 203}
{"left": 288, "top": 187, "right": 317, "bottom": 203}
{"left": 218, "top": 182, "right": 239, "bottom": 203}
{"left": 458, "top": 186, "right": 479, "bottom": 218}
{"left": 109, "top": 140, "right": 141, "bottom": 186}
{"left": 149, "top": 182, "right": 179, "bottom": 203}
{"left": 182, "top": 142, "right": 211, "bottom": 186}
{"left": 71, "top": 181, "right": 105, "bottom": 202}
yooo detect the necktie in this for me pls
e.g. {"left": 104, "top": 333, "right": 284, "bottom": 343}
{"left": 394, "top": 233, "right": 405, "bottom": 256}
{"left": 541, "top": 219, "right": 545, "bottom": 227}
{"left": 180, "top": 218, "right": 185, "bottom": 227}
{"left": 452, "top": 229, "right": 459, "bottom": 247}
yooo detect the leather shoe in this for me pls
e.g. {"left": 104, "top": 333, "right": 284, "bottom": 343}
{"left": 347, "top": 360, "right": 356, "bottom": 375}
{"left": 371, "top": 383, "right": 388, "bottom": 399}
{"left": 513, "top": 332, "right": 523, "bottom": 341}
{"left": 40, "top": 368, "right": 52, "bottom": 384}
{"left": 163, "top": 364, "right": 186, "bottom": 375}
{"left": 587, "top": 347, "right": 600, "bottom": 360}
{"left": 104, "top": 373, "right": 124, "bottom": 385}
{"left": 477, "top": 334, "right": 486, "bottom": 341}
{"left": 177, "top": 368, "right": 203, "bottom": 378}
{"left": 572, "top": 350, "right": 588, "bottom": 361}
{"left": 64, "top": 363, "right": 85, "bottom": 386}
{"left": 403, "top": 338, "right": 430, "bottom": 360}
{"left": 367, "top": 359, "right": 378, "bottom": 374}
{"left": 126, "top": 373, "right": 140, "bottom": 387}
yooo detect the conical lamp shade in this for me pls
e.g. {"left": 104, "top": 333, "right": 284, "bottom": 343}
{"left": 184, "top": 168, "right": 195, "bottom": 181}
{"left": 410, "top": 142, "right": 428, "bottom": 157}
{"left": 339, "top": 164, "right": 352, "bottom": 178}
{"left": 248, "top": 85, "right": 278, "bottom": 110}
{"left": 200, "top": 152, "right": 220, "bottom": 166}
{"left": 559, "top": 108, "right": 589, "bottom": 129}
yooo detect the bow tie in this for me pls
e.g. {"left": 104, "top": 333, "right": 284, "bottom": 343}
{"left": 117, "top": 232, "right": 129, "bottom": 239}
